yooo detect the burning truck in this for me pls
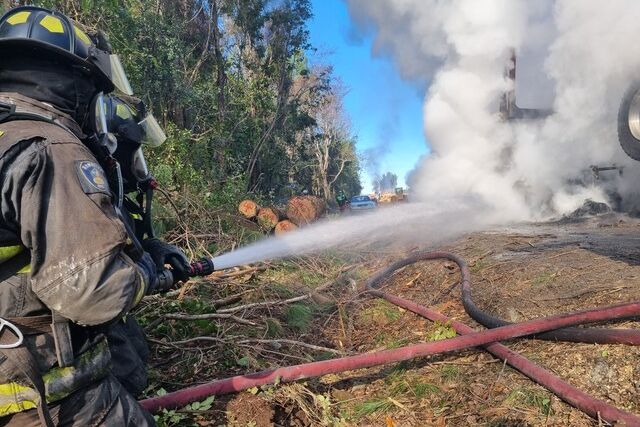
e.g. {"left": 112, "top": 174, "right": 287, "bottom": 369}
{"left": 618, "top": 82, "right": 640, "bottom": 163}
{"left": 503, "top": 50, "right": 638, "bottom": 213}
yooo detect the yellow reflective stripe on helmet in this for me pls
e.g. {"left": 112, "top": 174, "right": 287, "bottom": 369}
{"left": 74, "top": 25, "right": 92, "bottom": 46}
{"left": 6, "top": 11, "right": 31, "bottom": 25}
{"left": 39, "top": 16, "right": 64, "bottom": 34}
{"left": 0, "top": 383, "right": 38, "bottom": 416}
{"left": 0, "top": 246, "right": 23, "bottom": 263}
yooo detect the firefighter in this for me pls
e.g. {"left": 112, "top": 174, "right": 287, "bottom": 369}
{"left": 0, "top": 6, "right": 174, "bottom": 426}
{"left": 101, "top": 93, "right": 190, "bottom": 397}
{"left": 336, "top": 191, "right": 348, "bottom": 212}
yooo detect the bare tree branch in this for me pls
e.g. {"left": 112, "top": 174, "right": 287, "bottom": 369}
{"left": 217, "top": 270, "right": 348, "bottom": 314}
{"left": 164, "top": 312, "right": 257, "bottom": 326}
{"left": 237, "top": 339, "right": 345, "bottom": 355}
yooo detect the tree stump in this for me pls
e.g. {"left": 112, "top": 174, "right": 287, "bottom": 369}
{"left": 286, "top": 196, "right": 326, "bottom": 226}
{"left": 275, "top": 220, "right": 298, "bottom": 235}
{"left": 238, "top": 200, "right": 260, "bottom": 220}
{"left": 256, "top": 207, "right": 283, "bottom": 231}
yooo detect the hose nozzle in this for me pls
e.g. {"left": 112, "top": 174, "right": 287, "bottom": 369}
{"left": 188, "top": 258, "right": 215, "bottom": 277}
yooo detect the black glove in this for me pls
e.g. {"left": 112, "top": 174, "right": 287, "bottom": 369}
{"left": 138, "top": 253, "right": 177, "bottom": 295}
{"left": 142, "top": 238, "right": 191, "bottom": 283}
{"left": 137, "top": 252, "right": 160, "bottom": 295}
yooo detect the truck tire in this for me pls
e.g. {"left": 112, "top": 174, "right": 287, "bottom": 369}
{"left": 618, "top": 81, "right": 640, "bottom": 161}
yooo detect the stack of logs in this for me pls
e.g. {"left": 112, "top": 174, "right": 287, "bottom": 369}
{"left": 238, "top": 196, "right": 326, "bottom": 235}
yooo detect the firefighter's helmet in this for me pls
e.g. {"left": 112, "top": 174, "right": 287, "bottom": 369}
{"left": 0, "top": 6, "right": 132, "bottom": 94}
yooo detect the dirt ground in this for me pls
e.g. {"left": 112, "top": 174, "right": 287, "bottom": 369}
{"left": 142, "top": 213, "right": 640, "bottom": 426}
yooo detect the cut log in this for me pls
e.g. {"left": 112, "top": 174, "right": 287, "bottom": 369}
{"left": 238, "top": 200, "right": 260, "bottom": 220}
{"left": 256, "top": 207, "right": 283, "bottom": 231}
{"left": 275, "top": 220, "right": 298, "bottom": 235}
{"left": 286, "top": 196, "right": 326, "bottom": 226}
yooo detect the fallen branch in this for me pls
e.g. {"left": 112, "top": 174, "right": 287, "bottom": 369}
{"left": 148, "top": 336, "right": 227, "bottom": 347}
{"left": 216, "top": 293, "right": 310, "bottom": 314}
{"left": 216, "top": 275, "right": 339, "bottom": 314}
{"left": 164, "top": 312, "right": 257, "bottom": 326}
{"left": 429, "top": 280, "right": 461, "bottom": 306}
{"left": 243, "top": 346, "right": 310, "bottom": 363}
{"left": 159, "top": 281, "right": 256, "bottom": 301}
{"left": 237, "top": 339, "right": 345, "bottom": 355}
{"left": 211, "top": 293, "right": 245, "bottom": 308}
{"left": 210, "top": 265, "right": 268, "bottom": 280}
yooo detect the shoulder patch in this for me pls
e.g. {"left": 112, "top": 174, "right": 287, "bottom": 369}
{"left": 75, "top": 161, "right": 110, "bottom": 195}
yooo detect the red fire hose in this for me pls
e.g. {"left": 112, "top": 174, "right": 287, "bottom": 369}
{"left": 457, "top": 253, "right": 640, "bottom": 344}
{"left": 140, "top": 252, "right": 640, "bottom": 424}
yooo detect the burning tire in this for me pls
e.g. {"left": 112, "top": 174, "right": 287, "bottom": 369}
{"left": 618, "top": 81, "right": 640, "bottom": 161}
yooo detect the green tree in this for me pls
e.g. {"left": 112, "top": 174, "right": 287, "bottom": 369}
{"left": 18, "top": 0, "right": 361, "bottom": 239}
{"left": 375, "top": 172, "right": 398, "bottom": 193}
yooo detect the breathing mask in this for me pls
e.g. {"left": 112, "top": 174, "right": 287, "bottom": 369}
{"left": 90, "top": 94, "right": 165, "bottom": 191}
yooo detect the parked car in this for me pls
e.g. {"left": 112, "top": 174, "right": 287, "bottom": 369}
{"left": 349, "top": 195, "right": 377, "bottom": 211}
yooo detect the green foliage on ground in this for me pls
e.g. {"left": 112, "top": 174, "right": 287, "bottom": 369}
{"left": 505, "top": 387, "right": 554, "bottom": 415}
{"left": 286, "top": 303, "right": 315, "bottom": 332}
{"left": 359, "top": 299, "right": 402, "bottom": 325}
{"left": 427, "top": 321, "right": 457, "bottom": 341}
{"left": 351, "top": 398, "right": 394, "bottom": 419}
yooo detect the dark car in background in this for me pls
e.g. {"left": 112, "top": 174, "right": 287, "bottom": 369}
{"left": 349, "top": 195, "right": 377, "bottom": 212}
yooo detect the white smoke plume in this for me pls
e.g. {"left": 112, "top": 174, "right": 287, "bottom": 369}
{"left": 347, "top": 0, "right": 640, "bottom": 221}
{"left": 211, "top": 1, "right": 640, "bottom": 270}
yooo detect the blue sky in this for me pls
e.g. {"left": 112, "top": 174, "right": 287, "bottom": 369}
{"left": 307, "top": 0, "right": 429, "bottom": 193}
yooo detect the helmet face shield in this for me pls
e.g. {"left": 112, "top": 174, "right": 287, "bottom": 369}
{"left": 103, "top": 94, "right": 167, "bottom": 149}
{"left": 89, "top": 92, "right": 117, "bottom": 154}
{"left": 109, "top": 54, "right": 133, "bottom": 96}
{"left": 93, "top": 92, "right": 108, "bottom": 135}
{"left": 102, "top": 94, "right": 166, "bottom": 188}
{"left": 131, "top": 147, "right": 151, "bottom": 182}
{"left": 139, "top": 114, "right": 166, "bottom": 147}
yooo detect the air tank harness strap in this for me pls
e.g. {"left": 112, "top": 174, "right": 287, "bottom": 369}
{"left": 6, "top": 312, "right": 74, "bottom": 369}
{"left": 0, "top": 316, "right": 112, "bottom": 423}
{"left": 50, "top": 311, "right": 74, "bottom": 369}
{"left": 0, "top": 100, "right": 71, "bottom": 133}
{"left": 5, "top": 316, "right": 51, "bottom": 336}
